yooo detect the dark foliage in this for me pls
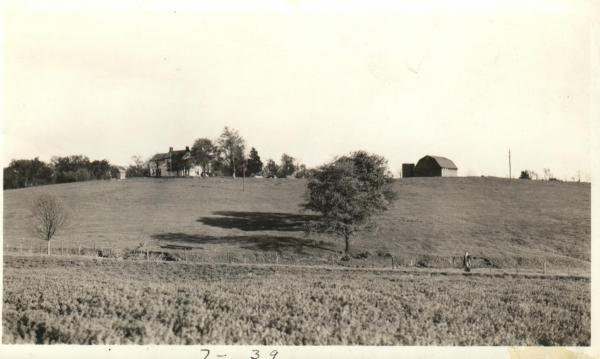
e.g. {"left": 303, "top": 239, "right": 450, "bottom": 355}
{"left": 191, "top": 138, "right": 217, "bottom": 174}
{"left": 4, "top": 155, "right": 119, "bottom": 189}
{"left": 126, "top": 155, "right": 149, "bottom": 177}
{"left": 262, "top": 159, "right": 280, "bottom": 178}
{"left": 3, "top": 158, "right": 53, "bottom": 189}
{"left": 303, "top": 150, "right": 397, "bottom": 253}
{"left": 246, "top": 147, "right": 263, "bottom": 176}
{"left": 277, "top": 153, "right": 297, "bottom": 178}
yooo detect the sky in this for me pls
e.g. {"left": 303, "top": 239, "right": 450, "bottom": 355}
{"left": 2, "top": 0, "right": 594, "bottom": 180}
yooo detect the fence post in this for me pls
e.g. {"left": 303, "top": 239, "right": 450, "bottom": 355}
{"left": 78, "top": 243, "right": 81, "bottom": 256}
{"left": 543, "top": 259, "right": 547, "bottom": 275}
{"left": 391, "top": 256, "right": 395, "bottom": 269}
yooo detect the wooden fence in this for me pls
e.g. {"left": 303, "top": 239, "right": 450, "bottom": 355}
{"left": 2, "top": 241, "right": 572, "bottom": 276}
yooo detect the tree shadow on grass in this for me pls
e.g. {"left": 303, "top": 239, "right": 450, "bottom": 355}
{"left": 197, "top": 211, "right": 319, "bottom": 232}
{"left": 151, "top": 232, "right": 337, "bottom": 254}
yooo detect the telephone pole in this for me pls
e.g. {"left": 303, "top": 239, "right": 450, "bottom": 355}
{"left": 508, "top": 149, "right": 512, "bottom": 180}
{"left": 242, "top": 160, "right": 246, "bottom": 192}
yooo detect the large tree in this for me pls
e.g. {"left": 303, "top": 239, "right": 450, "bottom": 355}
{"left": 216, "top": 126, "right": 246, "bottom": 178}
{"left": 51, "top": 155, "right": 92, "bottom": 183}
{"left": 88, "top": 159, "right": 112, "bottom": 180}
{"left": 246, "top": 147, "right": 263, "bottom": 176}
{"left": 262, "top": 159, "right": 280, "bottom": 178}
{"left": 191, "top": 138, "right": 217, "bottom": 174}
{"left": 303, "top": 151, "right": 397, "bottom": 254}
{"left": 126, "top": 155, "right": 149, "bottom": 177}
{"left": 3, "top": 158, "right": 54, "bottom": 189}
{"left": 277, "top": 153, "right": 297, "bottom": 178}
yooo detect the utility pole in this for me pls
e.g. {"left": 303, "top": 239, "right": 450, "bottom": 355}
{"left": 508, "top": 149, "right": 512, "bottom": 180}
{"left": 242, "top": 159, "right": 246, "bottom": 192}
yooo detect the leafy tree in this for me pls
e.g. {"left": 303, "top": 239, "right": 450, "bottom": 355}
{"left": 51, "top": 155, "right": 92, "bottom": 183}
{"left": 126, "top": 155, "right": 150, "bottom": 177}
{"left": 216, "top": 126, "right": 246, "bottom": 178}
{"left": 277, "top": 153, "right": 297, "bottom": 178}
{"left": 3, "top": 167, "right": 19, "bottom": 189}
{"left": 110, "top": 166, "right": 123, "bottom": 179}
{"left": 519, "top": 170, "right": 531, "bottom": 180}
{"left": 191, "top": 138, "right": 217, "bottom": 174}
{"left": 3, "top": 158, "right": 54, "bottom": 189}
{"left": 88, "top": 159, "right": 112, "bottom": 180}
{"left": 209, "top": 160, "right": 226, "bottom": 177}
{"left": 294, "top": 164, "right": 311, "bottom": 179}
{"left": 262, "top": 159, "right": 280, "bottom": 178}
{"left": 303, "top": 151, "right": 397, "bottom": 254}
{"left": 246, "top": 147, "right": 263, "bottom": 176}
{"left": 4, "top": 156, "right": 119, "bottom": 189}
{"left": 29, "top": 194, "right": 69, "bottom": 255}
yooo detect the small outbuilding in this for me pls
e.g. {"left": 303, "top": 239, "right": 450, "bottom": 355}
{"left": 403, "top": 155, "right": 458, "bottom": 177}
{"left": 402, "top": 163, "right": 415, "bottom": 178}
{"left": 116, "top": 166, "right": 127, "bottom": 180}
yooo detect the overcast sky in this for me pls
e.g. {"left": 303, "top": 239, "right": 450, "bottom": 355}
{"left": 2, "top": 0, "right": 593, "bottom": 180}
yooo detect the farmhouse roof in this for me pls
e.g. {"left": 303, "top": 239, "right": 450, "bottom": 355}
{"left": 150, "top": 148, "right": 191, "bottom": 162}
{"left": 150, "top": 152, "right": 170, "bottom": 161}
{"left": 426, "top": 155, "right": 458, "bottom": 170}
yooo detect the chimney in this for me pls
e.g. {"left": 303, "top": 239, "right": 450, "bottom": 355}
{"left": 169, "top": 147, "right": 173, "bottom": 152}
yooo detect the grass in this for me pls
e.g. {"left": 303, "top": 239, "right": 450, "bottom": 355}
{"left": 3, "top": 176, "right": 590, "bottom": 271}
{"left": 2, "top": 255, "right": 590, "bottom": 345}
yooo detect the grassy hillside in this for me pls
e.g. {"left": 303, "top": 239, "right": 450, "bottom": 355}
{"left": 3, "top": 177, "right": 590, "bottom": 270}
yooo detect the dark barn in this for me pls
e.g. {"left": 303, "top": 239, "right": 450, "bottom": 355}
{"left": 414, "top": 155, "right": 458, "bottom": 177}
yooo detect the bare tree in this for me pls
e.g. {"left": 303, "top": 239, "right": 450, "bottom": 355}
{"left": 30, "top": 194, "right": 69, "bottom": 255}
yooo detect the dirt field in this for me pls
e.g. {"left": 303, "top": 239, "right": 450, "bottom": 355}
{"left": 3, "top": 177, "right": 590, "bottom": 271}
{"left": 2, "top": 255, "right": 589, "bottom": 345}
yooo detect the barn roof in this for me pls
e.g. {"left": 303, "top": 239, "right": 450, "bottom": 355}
{"left": 426, "top": 155, "right": 458, "bottom": 169}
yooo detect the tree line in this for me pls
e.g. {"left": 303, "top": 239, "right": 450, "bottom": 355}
{"left": 181, "top": 126, "right": 310, "bottom": 179}
{"left": 4, "top": 126, "right": 311, "bottom": 189}
{"left": 3, "top": 156, "right": 123, "bottom": 190}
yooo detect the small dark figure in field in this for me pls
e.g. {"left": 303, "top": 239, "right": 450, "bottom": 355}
{"left": 463, "top": 251, "right": 472, "bottom": 272}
